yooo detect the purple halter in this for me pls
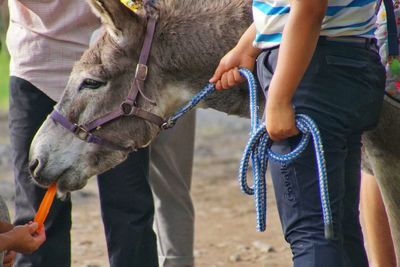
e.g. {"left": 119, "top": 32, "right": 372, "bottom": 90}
{"left": 50, "top": 13, "right": 165, "bottom": 152}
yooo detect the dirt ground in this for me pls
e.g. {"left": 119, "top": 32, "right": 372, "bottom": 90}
{"left": 0, "top": 109, "right": 292, "bottom": 267}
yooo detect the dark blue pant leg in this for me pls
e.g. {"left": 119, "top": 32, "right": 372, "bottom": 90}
{"left": 97, "top": 149, "right": 158, "bottom": 267}
{"left": 261, "top": 41, "right": 384, "bottom": 267}
{"left": 9, "top": 77, "right": 72, "bottom": 267}
{"left": 341, "top": 134, "right": 368, "bottom": 266}
{"left": 270, "top": 130, "right": 348, "bottom": 267}
{"left": 270, "top": 131, "right": 369, "bottom": 267}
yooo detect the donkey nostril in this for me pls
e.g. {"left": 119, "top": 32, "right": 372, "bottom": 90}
{"left": 29, "top": 159, "right": 41, "bottom": 177}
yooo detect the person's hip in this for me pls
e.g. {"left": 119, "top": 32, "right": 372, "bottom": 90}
{"left": 256, "top": 38, "right": 386, "bottom": 134}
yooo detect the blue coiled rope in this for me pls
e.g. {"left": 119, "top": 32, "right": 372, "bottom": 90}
{"left": 164, "top": 68, "right": 334, "bottom": 240}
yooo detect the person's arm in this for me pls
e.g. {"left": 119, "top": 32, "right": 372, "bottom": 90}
{"left": 209, "top": 23, "right": 261, "bottom": 89}
{"left": 0, "top": 223, "right": 46, "bottom": 253}
{"left": 0, "top": 221, "right": 14, "bottom": 234}
{"left": 265, "top": 0, "right": 327, "bottom": 141}
{"left": 0, "top": 234, "right": 12, "bottom": 251}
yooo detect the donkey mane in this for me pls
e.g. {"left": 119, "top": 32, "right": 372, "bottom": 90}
{"left": 152, "top": 0, "right": 257, "bottom": 116}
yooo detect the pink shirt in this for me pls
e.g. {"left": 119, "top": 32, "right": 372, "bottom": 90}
{"left": 6, "top": 0, "right": 101, "bottom": 101}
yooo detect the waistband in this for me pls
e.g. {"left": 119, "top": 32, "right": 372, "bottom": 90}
{"left": 263, "top": 36, "right": 379, "bottom": 53}
{"left": 319, "top": 36, "right": 377, "bottom": 49}
{"left": 263, "top": 36, "right": 378, "bottom": 53}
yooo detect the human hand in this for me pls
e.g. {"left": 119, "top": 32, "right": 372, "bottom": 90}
{"left": 209, "top": 46, "right": 257, "bottom": 90}
{"left": 0, "top": 221, "right": 14, "bottom": 234}
{"left": 266, "top": 98, "right": 299, "bottom": 141}
{"left": 5, "top": 222, "right": 46, "bottom": 254}
{"left": 2, "top": 250, "right": 16, "bottom": 267}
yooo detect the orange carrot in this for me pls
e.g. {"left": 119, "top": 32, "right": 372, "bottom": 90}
{"left": 34, "top": 183, "right": 57, "bottom": 230}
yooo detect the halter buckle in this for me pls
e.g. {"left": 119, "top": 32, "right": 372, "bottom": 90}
{"left": 121, "top": 102, "right": 134, "bottom": 115}
{"left": 135, "top": 64, "right": 148, "bottom": 81}
{"left": 74, "top": 124, "right": 90, "bottom": 141}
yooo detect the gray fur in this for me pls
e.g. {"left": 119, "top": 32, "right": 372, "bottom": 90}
{"left": 29, "top": 0, "right": 255, "bottom": 193}
{"left": 362, "top": 98, "right": 400, "bottom": 265}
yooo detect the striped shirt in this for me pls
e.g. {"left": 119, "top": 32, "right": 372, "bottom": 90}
{"left": 253, "top": 0, "right": 377, "bottom": 49}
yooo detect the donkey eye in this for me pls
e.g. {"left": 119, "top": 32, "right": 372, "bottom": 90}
{"left": 79, "top": 79, "right": 106, "bottom": 90}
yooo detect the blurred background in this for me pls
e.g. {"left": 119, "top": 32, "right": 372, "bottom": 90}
{"left": 0, "top": 1, "right": 10, "bottom": 112}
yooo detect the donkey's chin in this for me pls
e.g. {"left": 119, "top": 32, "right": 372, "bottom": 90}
{"left": 56, "top": 177, "right": 88, "bottom": 193}
{"left": 31, "top": 171, "right": 89, "bottom": 193}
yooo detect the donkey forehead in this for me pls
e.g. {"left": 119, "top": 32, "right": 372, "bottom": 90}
{"left": 72, "top": 63, "right": 108, "bottom": 79}
{"left": 74, "top": 37, "right": 133, "bottom": 79}
{"left": 73, "top": 57, "right": 131, "bottom": 81}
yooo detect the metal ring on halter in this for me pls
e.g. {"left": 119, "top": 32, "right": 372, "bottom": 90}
{"left": 120, "top": 102, "right": 134, "bottom": 116}
{"left": 135, "top": 64, "right": 148, "bottom": 81}
{"left": 73, "top": 124, "right": 90, "bottom": 141}
{"left": 161, "top": 120, "right": 175, "bottom": 130}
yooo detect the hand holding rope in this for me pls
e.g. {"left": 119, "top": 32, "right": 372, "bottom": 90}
{"left": 164, "top": 68, "right": 334, "bottom": 240}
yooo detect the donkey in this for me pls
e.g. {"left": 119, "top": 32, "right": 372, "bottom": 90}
{"left": 362, "top": 99, "right": 400, "bottom": 265}
{"left": 28, "top": 0, "right": 254, "bottom": 192}
{"left": 28, "top": 0, "right": 400, "bottom": 264}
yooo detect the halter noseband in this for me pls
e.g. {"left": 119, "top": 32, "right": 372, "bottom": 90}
{"left": 50, "top": 12, "right": 165, "bottom": 152}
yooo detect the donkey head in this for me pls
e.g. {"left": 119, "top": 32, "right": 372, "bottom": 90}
{"left": 29, "top": 0, "right": 252, "bottom": 193}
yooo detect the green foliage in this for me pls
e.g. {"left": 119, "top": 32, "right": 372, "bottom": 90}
{"left": 0, "top": 39, "right": 9, "bottom": 111}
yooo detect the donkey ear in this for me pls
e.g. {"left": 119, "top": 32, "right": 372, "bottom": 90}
{"left": 87, "top": 0, "right": 130, "bottom": 43}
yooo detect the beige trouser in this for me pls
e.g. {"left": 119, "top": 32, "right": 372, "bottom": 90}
{"left": 149, "top": 111, "right": 196, "bottom": 267}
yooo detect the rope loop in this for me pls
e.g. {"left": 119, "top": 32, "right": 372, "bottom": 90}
{"left": 237, "top": 68, "right": 333, "bottom": 239}
{"left": 165, "top": 68, "right": 334, "bottom": 240}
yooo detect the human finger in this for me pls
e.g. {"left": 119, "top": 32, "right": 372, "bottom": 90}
{"left": 3, "top": 250, "right": 16, "bottom": 267}
{"left": 227, "top": 71, "right": 237, "bottom": 88}
{"left": 28, "top": 222, "right": 39, "bottom": 234}
{"left": 34, "top": 227, "right": 47, "bottom": 244}
{"left": 268, "top": 127, "right": 299, "bottom": 142}
{"left": 233, "top": 68, "right": 244, "bottom": 84}
{"left": 220, "top": 72, "right": 230, "bottom": 90}
{"left": 216, "top": 80, "right": 222, "bottom": 90}
{"left": 210, "top": 63, "right": 227, "bottom": 83}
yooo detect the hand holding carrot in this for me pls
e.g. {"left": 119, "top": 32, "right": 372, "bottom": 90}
{"left": 1, "top": 223, "right": 46, "bottom": 254}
